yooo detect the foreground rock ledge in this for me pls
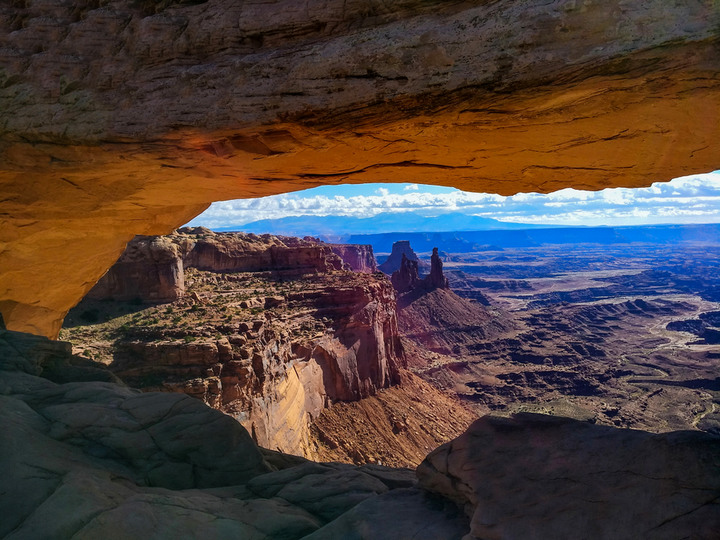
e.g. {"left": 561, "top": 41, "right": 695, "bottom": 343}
{"left": 2, "top": 329, "right": 719, "bottom": 539}
{"left": 418, "top": 414, "right": 720, "bottom": 540}
{"left": 1, "top": 0, "right": 719, "bottom": 337}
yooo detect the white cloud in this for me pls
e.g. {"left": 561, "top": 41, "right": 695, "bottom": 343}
{"left": 185, "top": 173, "right": 720, "bottom": 229}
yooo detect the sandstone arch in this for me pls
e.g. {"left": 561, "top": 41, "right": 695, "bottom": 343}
{"left": 1, "top": 0, "right": 719, "bottom": 337}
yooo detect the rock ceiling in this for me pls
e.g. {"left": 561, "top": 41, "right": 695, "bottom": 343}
{"left": 1, "top": 0, "right": 718, "bottom": 337}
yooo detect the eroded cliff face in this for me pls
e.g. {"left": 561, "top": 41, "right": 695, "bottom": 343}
{"left": 3, "top": 328, "right": 717, "bottom": 539}
{"left": 68, "top": 230, "right": 403, "bottom": 456}
{"left": 328, "top": 244, "right": 377, "bottom": 274}
{"left": 87, "top": 236, "right": 185, "bottom": 302}
{"left": 1, "top": 0, "right": 719, "bottom": 337}
{"left": 88, "top": 227, "right": 347, "bottom": 301}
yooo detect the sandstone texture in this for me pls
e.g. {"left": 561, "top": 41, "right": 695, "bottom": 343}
{"left": 2, "top": 0, "right": 718, "bottom": 338}
{"left": 64, "top": 230, "right": 404, "bottom": 458}
{"left": 3, "top": 328, "right": 719, "bottom": 539}
{"left": 328, "top": 244, "right": 377, "bottom": 274}
{"left": 311, "top": 370, "right": 477, "bottom": 467}
{"left": 88, "top": 228, "right": 346, "bottom": 302}
{"left": 180, "top": 228, "right": 346, "bottom": 275}
{"left": 417, "top": 413, "right": 720, "bottom": 540}
{"left": 87, "top": 235, "right": 185, "bottom": 303}
{"left": 0, "top": 328, "right": 469, "bottom": 540}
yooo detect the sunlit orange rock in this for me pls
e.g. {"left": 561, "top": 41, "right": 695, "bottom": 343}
{"left": 1, "top": 0, "right": 719, "bottom": 337}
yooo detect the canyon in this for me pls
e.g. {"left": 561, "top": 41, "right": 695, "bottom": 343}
{"left": 2, "top": 1, "right": 720, "bottom": 538}
{"left": 380, "top": 230, "right": 720, "bottom": 436}
{"left": 62, "top": 229, "right": 478, "bottom": 465}
{"left": 65, "top": 229, "right": 403, "bottom": 458}
{"left": 2, "top": 0, "right": 720, "bottom": 338}
{"left": 9, "top": 226, "right": 720, "bottom": 538}
{"left": 63, "top": 226, "right": 720, "bottom": 447}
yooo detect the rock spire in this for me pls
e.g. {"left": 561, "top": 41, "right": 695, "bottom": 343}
{"left": 390, "top": 245, "right": 449, "bottom": 293}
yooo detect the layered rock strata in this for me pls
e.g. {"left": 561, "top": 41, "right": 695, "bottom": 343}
{"left": 0, "top": 328, "right": 469, "bottom": 540}
{"left": 89, "top": 228, "right": 347, "bottom": 302}
{"left": 87, "top": 235, "right": 185, "bottom": 302}
{"left": 2, "top": 0, "right": 719, "bottom": 337}
{"left": 328, "top": 244, "right": 377, "bottom": 274}
{"left": 3, "top": 329, "right": 718, "bottom": 539}
{"left": 68, "top": 231, "right": 404, "bottom": 457}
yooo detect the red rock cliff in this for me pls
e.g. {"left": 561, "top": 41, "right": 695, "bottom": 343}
{"left": 329, "top": 244, "right": 378, "bottom": 274}
{"left": 2, "top": 0, "right": 718, "bottom": 339}
{"left": 84, "top": 230, "right": 403, "bottom": 456}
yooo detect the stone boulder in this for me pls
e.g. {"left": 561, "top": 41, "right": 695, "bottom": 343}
{"left": 417, "top": 413, "right": 720, "bottom": 540}
{"left": 0, "top": 328, "right": 469, "bottom": 539}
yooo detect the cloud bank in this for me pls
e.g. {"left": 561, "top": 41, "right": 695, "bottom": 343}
{"left": 186, "top": 172, "right": 720, "bottom": 229}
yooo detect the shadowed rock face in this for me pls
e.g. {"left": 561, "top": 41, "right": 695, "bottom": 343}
{"left": 0, "top": 328, "right": 470, "bottom": 539}
{"left": 426, "top": 248, "right": 449, "bottom": 290}
{"left": 380, "top": 241, "right": 424, "bottom": 275}
{"left": 1, "top": 0, "right": 718, "bottom": 337}
{"left": 3, "top": 329, "right": 719, "bottom": 539}
{"left": 417, "top": 413, "right": 720, "bottom": 540}
{"left": 391, "top": 253, "right": 422, "bottom": 293}
{"left": 391, "top": 246, "right": 450, "bottom": 293}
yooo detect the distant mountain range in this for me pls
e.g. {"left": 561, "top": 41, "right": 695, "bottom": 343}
{"left": 215, "top": 212, "right": 541, "bottom": 238}
{"left": 213, "top": 213, "right": 720, "bottom": 255}
{"left": 347, "top": 223, "right": 720, "bottom": 254}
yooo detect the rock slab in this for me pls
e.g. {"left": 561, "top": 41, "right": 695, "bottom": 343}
{"left": 417, "top": 413, "right": 720, "bottom": 540}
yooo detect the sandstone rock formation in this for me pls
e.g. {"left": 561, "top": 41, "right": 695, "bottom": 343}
{"left": 417, "top": 413, "right": 720, "bottom": 540}
{"left": 380, "top": 241, "right": 424, "bottom": 275}
{"left": 328, "top": 244, "right": 377, "bottom": 273}
{"left": 69, "top": 230, "right": 404, "bottom": 457}
{"left": 181, "top": 229, "right": 345, "bottom": 275}
{"left": 4, "top": 328, "right": 719, "bottom": 539}
{"left": 397, "top": 287, "right": 509, "bottom": 357}
{"left": 311, "top": 370, "right": 477, "bottom": 467}
{"left": 2, "top": 0, "right": 719, "bottom": 337}
{"left": 0, "top": 328, "right": 469, "bottom": 540}
{"left": 390, "top": 242, "right": 509, "bottom": 360}
{"left": 391, "top": 245, "right": 449, "bottom": 293}
{"left": 88, "top": 228, "right": 348, "bottom": 303}
{"left": 426, "top": 247, "right": 450, "bottom": 290}
{"left": 391, "top": 253, "right": 422, "bottom": 293}
{"left": 87, "top": 235, "right": 185, "bottom": 302}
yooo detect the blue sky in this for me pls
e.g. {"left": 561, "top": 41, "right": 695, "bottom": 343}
{"left": 186, "top": 171, "right": 720, "bottom": 229}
